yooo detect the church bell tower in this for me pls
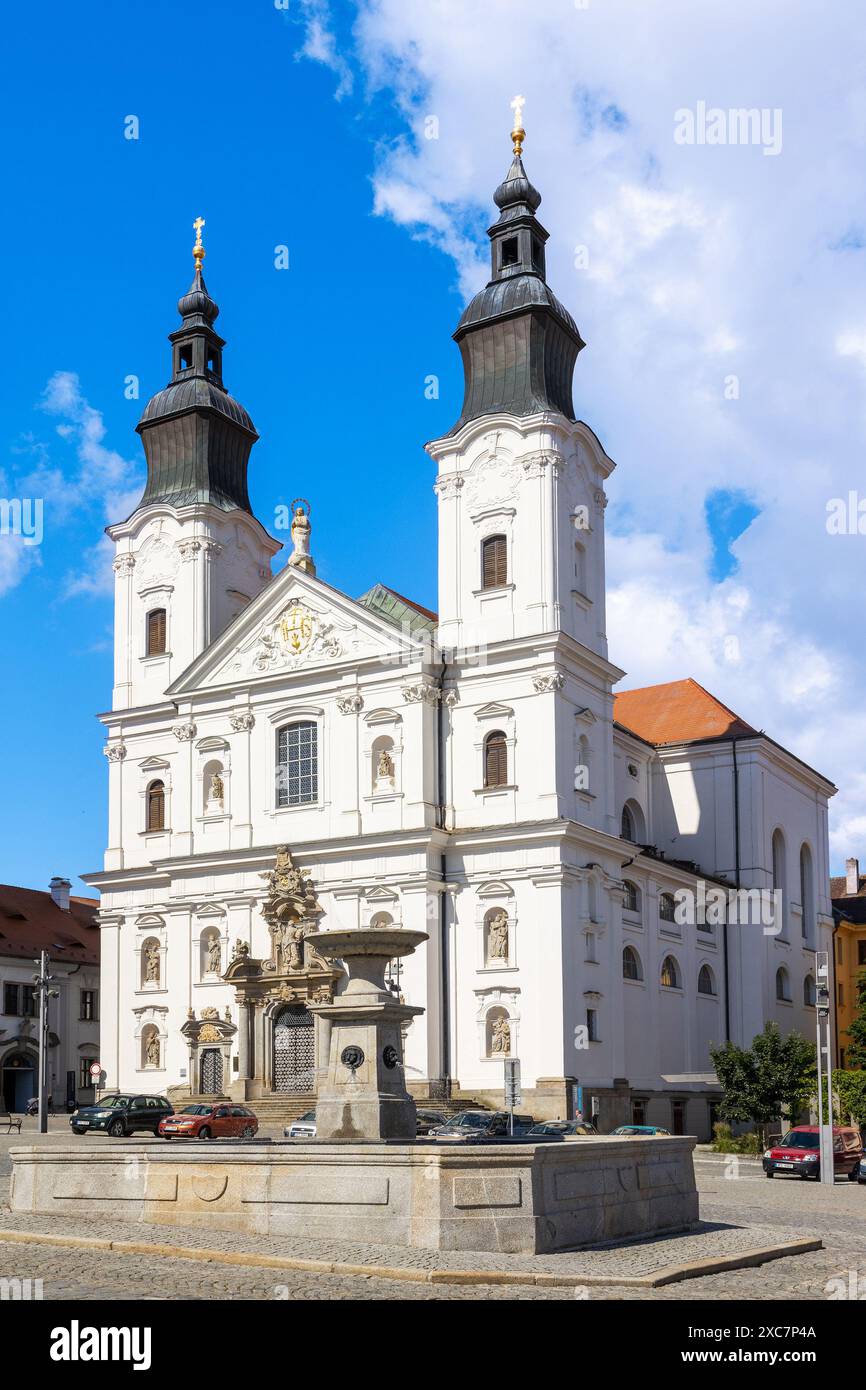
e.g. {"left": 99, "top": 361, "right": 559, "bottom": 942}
{"left": 427, "top": 105, "right": 614, "bottom": 658}
{"left": 108, "top": 220, "right": 280, "bottom": 710}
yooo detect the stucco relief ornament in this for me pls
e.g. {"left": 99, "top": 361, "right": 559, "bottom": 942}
{"left": 433, "top": 474, "right": 464, "bottom": 500}
{"left": 229, "top": 712, "right": 255, "bottom": 733}
{"left": 533, "top": 672, "right": 565, "bottom": 693}
{"left": 113, "top": 555, "right": 135, "bottom": 577}
{"left": 402, "top": 683, "right": 440, "bottom": 706}
{"left": 231, "top": 938, "right": 250, "bottom": 961}
{"left": 177, "top": 539, "right": 202, "bottom": 563}
{"left": 103, "top": 742, "right": 127, "bottom": 762}
{"left": 463, "top": 450, "right": 522, "bottom": 510}
{"left": 251, "top": 604, "right": 342, "bottom": 672}
{"left": 173, "top": 721, "right": 197, "bottom": 741}
{"left": 200, "top": 1007, "right": 220, "bottom": 1021}
{"left": 336, "top": 694, "right": 363, "bottom": 715}
{"left": 198, "top": 1023, "right": 220, "bottom": 1043}
{"left": 260, "top": 845, "right": 326, "bottom": 974}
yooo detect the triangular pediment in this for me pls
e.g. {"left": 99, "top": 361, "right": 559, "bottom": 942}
{"left": 167, "top": 565, "right": 425, "bottom": 697}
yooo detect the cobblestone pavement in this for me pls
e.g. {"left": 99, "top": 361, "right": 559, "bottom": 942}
{"left": 1, "top": 1137, "right": 865, "bottom": 1300}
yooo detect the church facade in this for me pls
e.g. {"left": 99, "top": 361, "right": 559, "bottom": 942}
{"left": 86, "top": 130, "right": 834, "bottom": 1137}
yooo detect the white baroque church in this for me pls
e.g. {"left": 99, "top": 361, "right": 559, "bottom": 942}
{"left": 86, "top": 130, "right": 834, "bottom": 1136}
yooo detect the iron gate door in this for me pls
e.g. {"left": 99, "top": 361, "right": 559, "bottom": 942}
{"left": 200, "top": 1048, "right": 223, "bottom": 1094}
{"left": 273, "top": 1005, "right": 315, "bottom": 1093}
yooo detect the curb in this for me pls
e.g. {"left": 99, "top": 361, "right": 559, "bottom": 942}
{"left": 0, "top": 1227, "right": 822, "bottom": 1290}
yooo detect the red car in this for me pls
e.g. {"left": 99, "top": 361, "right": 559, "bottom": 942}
{"left": 158, "top": 1103, "right": 258, "bottom": 1140}
{"left": 762, "top": 1125, "right": 862, "bottom": 1180}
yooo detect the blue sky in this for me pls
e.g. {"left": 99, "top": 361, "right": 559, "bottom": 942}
{"left": 3, "top": 0, "right": 866, "bottom": 891}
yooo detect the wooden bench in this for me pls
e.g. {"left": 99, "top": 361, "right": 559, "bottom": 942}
{"left": 0, "top": 1104, "right": 22, "bottom": 1133}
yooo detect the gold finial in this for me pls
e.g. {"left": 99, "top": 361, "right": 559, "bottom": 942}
{"left": 192, "top": 215, "right": 206, "bottom": 272}
{"left": 510, "top": 94, "right": 526, "bottom": 156}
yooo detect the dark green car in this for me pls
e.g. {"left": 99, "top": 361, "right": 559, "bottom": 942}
{"left": 70, "top": 1093, "right": 173, "bottom": 1137}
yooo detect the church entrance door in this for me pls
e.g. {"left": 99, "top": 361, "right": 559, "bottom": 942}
{"left": 273, "top": 1004, "right": 315, "bottom": 1093}
{"left": 200, "top": 1048, "right": 223, "bottom": 1095}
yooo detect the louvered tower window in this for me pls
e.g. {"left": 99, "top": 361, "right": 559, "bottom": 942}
{"left": 481, "top": 535, "right": 507, "bottom": 589}
{"left": 146, "top": 608, "right": 167, "bottom": 655}
{"left": 146, "top": 780, "right": 165, "bottom": 831}
{"left": 484, "top": 731, "right": 508, "bottom": 788}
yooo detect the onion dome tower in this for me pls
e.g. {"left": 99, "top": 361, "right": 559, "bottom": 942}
{"left": 449, "top": 104, "right": 585, "bottom": 433}
{"left": 135, "top": 217, "right": 258, "bottom": 513}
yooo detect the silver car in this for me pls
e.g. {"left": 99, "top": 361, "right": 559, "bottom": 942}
{"left": 284, "top": 1110, "right": 316, "bottom": 1138}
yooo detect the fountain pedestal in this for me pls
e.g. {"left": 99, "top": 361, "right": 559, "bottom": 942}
{"left": 306, "top": 927, "right": 426, "bottom": 1141}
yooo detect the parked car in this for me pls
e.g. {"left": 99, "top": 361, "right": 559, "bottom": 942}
{"left": 416, "top": 1110, "right": 445, "bottom": 1135}
{"left": 610, "top": 1125, "right": 672, "bottom": 1136}
{"left": 430, "top": 1110, "right": 535, "bottom": 1138}
{"left": 763, "top": 1126, "right": 862, "bottom": 1180}
{"left": 70, "top": 1094, "right": 173, "bottom": 1137}
{"left": 158, "top": 1103, "right": 258, "bottom": 1140}
{"left": 528, "top": 1119, "right": 598, "bottom": 1137}
{"left": 284, "top": 1110, "right": 317, "bottom": 1139}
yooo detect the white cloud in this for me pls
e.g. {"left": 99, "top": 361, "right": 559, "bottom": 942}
{"left": 294, "top": 0, "right": 866, "bottom": 868}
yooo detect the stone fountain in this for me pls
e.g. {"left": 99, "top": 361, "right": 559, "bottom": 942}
{"left": 8, "top": 849, "right": 699, "bottom": 1253}
{"left": 305, "top": 925, "right": 427, "bottom": 1141}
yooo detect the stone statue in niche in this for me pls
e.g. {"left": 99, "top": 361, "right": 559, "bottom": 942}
{"left": 206, "top": 933, "right": 221, "bottom": 975}
{"left": 146, "top": 1033, "right": 160, "bottom": 1067}
{"left": 144, "top": 943, "right": 160, "bottom": 984}
{"left": 486, "top": 910, "right": 509, "bottom": 963}
{"left": 375, "top": 747, "right": 395, "bottom": 792}
{"left": 491, "top": 1015, "right": 511, "bottom": 1055}
{"left": 209, "top": 770, "right": 224, "bottom": 805}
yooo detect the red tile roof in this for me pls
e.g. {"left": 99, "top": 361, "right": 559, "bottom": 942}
{"left": 614, "top": 678, "right": 758, "bottom": 746}
{"left": 0, "top": 886, "right": 99, "bottom": 965}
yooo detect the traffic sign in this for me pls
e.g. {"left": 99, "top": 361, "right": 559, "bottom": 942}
{"left": 89, "top": 1063, "right": 101, "bottom": 1078}
{"left": 504, "top": 1057, "right": 522, "bottom": 1107}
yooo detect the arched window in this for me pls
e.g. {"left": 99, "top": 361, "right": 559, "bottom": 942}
{"left": 484, "top": 730, "right": 508, "bottom": 788}
{"left": 771, "top": 829, "right": 787, "bottom": 937}
{"left": 622, "top": 945, "right": 643, "bottom": 981}
{"left": 660, "top": 955, "right": 681, "bottom": 989}
{"left": 659, "top": 892, "right": 677, "bottom": 923}
{"left": 574, "top": 539, "right": 587, "bottom": 595}
{"left": 146, "top": 780, "right": 165, "bottom": 831}
{"left": 698, "top": 964, "right": 716, "bottom": 996}
{"left": 803, "top": 973, "right": 816, "bottom": 1007}
{"left": 799, "top": 844, "right": 814, "bottom": 945}
{"left": 620, "top": 799, "right": 645, "bottom": 843}
{"left": 623, "top": 880, "right": 640, "bottom": 914}
{"left": 574, "top": 733, "right": 590, "bottom": 793}
{"left": 776, "top": 966, "right": 791, "bottom": 1002}
{"left": 276, "top": 720, "right": 318, "bottom": 807}
{"left": 481, "top": 534, "right": 507, "bottom": 589}
{"left": 146, "top": 608, "right": 166, "bottom": 656}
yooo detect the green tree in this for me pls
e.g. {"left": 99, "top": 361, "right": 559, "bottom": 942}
{"left": 710, "top": 1022, "right": 816, "bottom": 1145}
{"left": 845, "top": 970, "right": 866, "bottom": 1070}
{"left": 832, "top": 1069, "right": 866, "bottom": 1126}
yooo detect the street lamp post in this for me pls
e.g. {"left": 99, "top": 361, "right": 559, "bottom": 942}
{"left": 33, "top": 951, "right": 58, "bottom": 1136}
{"left": 815, "top": 950, "right": 835, "bottom": 1186}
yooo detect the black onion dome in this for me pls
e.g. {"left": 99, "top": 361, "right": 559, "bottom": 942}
{"left": 456, "top": 274, "right": 579, "bottom": 338}
{"left": 139, "top": 378, "right": 255, "bottom": 434}
{"left": 132, "top": 254, "right": 257, "bottom": 516}
{"left": 447, "top": 146, "right": 584, "bottom": 434}
{"left": 493, "top": 154, "right": 542, "bottom": 214}
{"left": 177, "top": 267, "right": 220, "bottom": 325}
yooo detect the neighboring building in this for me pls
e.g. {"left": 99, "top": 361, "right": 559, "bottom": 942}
{"left": 830, "top": 857, "right": 866, "bottom": 1067}
{"left": 0, "top": 879, "right": 100, "bottom": 1111}
{"left": 85, "top": 127, "right": 835, "bottom": 1139}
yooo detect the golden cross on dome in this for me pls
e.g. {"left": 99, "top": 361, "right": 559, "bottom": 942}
{"left": 510, "top": 94, "right": 526, "bottom": 155}
{"left": 192, "top": 216, "right": 206, "bottom": 270}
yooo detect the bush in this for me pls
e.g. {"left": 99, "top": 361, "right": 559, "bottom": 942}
{"left": 710, "top": 1123, "right": 763, "bottom": 1155}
